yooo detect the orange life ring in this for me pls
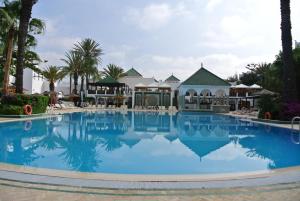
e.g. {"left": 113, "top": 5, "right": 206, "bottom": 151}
{"left": 23, "top": 105, "right": 32, "bottom": 115}
{"left": 264, "top": 112, "right": 272, "bottom": 120}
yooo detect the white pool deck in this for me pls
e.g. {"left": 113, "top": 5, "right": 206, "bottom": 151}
{"left": 0, "top": 108, "right": 299, "bottom": 190}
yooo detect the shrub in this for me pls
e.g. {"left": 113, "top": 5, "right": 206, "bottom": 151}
{"left": 258, "top": 95, "right": 280, "bottom": 120}
{"left": 0, "top": 104, "right": 23, "bottom": 115}
{"left": 281, "top": 102, "right": 300, "bottom": 121}
{"left": 84, "top": 97, "right": 95, "bottom": 104}
{"left": 1, "top": 94, "right": 49, "bottom": 114}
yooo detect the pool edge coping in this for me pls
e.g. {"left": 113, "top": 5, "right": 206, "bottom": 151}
{"left": 0, "top": 163, "right": 300, "bottom": 190}
{"left": 0, "top": 109, "right": 299, "bottom": 189}
{"left": 0, "top": 162, "right": 300, "bottom": 183}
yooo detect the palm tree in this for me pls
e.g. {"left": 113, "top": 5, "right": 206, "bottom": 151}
{"left": 15, "top": 0, "right": 38, "bottom": 94}
{"left": 280, "top": 0, "right": 298, "bottom": 102}
{"left": 61, "top": 51, "right": 84, "bottom": 95}
{"left": 73, "top": 38, "right": 103, "bottom": 91}
{"left": 41, "top": 66, "right": 64, "bottom": 92}
{"left": 0, "top": 0, "right": 43, "bottom": 95}
{"left": 103, "top": 64, "right": 125, "bottom": 80}
{"left": 0, "top": 0, "right": 20, "bottom": 95}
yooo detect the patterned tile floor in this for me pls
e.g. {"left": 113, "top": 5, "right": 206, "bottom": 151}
{"left": 0, "top": 179, "right": 300, "bottom": 201}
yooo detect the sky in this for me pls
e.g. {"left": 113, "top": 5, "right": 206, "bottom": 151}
{"left": 32, "top": 0, "right": 300, "bottom": 81}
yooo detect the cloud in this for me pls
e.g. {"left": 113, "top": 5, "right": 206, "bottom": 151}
{"left": 128, "top": 53, "right": 275, "bottom": 81}
{"left": 37, "top": 51, "right": 64, "bottom": 68}
{"left": 206, "top": 0, "right": 223, "bottom": 11}
{"left": 43, "top": 18, "right": 57, "bottom": 34}
{"left": 102, "top": 45, "right": 137, "bottom": 67}
{"left": 220, "top": 16, "right": 247, "bottom": 38}
{"left": 38, "top": 36, "right": 81, "bottom": 51}
{"left": 124, "top": 3, "right": 192, "bottom": 31}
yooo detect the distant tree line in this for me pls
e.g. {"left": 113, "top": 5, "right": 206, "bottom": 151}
{"left": 227, "top": 48, "right": 300, "bottom": 101}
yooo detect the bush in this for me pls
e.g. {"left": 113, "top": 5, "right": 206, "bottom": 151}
{"left": 258, "top": 95, "right": 280, "bottom": 120}
{"left": 1, "top": 94, "right": 49, "bottom": 115}
{"left": 84, "top": 97, "right": 95, "bottom": 104}
{"left": 281, "top": 102, "right": 300, "bottom": 121}
{"left": 0, "top": 104, "right": 23, "bottom": 115}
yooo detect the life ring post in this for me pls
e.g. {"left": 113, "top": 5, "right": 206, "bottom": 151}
{"left": 23, "top": 105, "right": 33, "bottom": 115}
{"left": 264, "top": 112, "right": 272, "bottom": 120}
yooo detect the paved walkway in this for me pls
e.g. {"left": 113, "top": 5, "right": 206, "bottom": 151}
{"left": 0, "top": 179, "right": 300, "bottom": 201}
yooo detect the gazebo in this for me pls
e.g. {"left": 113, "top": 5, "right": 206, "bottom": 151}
{"left": 86, "top": 76, "right": 129, "bottom": 107}
{"left": 229, "top": 84, "right": 263, "bottom": 111}
{"left": 178, "top": 67, "right": 231, "bottom": 112}
{"left": 133, "top": 82, "right": 172, "bottom": 108}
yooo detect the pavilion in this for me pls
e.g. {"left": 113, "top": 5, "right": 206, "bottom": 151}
{"left": 178, "top": 67, "right": 231, "bottom": 112}
{"left": 86, "top": 76, "right": 129, "bottom": 107}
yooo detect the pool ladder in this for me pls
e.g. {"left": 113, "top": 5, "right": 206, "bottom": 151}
{"left": 291, "top": 117, "right": 300, "bottom": 144}
{"left": 292, "top": 116, "right": 300, "bottom": 131}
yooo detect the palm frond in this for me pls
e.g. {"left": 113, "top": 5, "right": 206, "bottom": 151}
{"left": 29, "top": 18, "right": 45, "bottom": 34}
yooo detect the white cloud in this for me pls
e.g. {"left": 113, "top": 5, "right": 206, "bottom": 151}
{"left": 38, "top": 36, "right": 81, "bottom": 51}
{"left": 124, "top": 3, "right": 192, "bottom": 31}
{"left": 129, "top": 53, "right": 275, "bottom": 81}
{"left": 220, "top": 15, "right": 247, "bottom": 38}
{"left": 102, "top": 45, "right": 137, "bottom": 67}
{"left": 38, "top": 52, "right": 64, "bottom": 68}
{"left": 44, "top": 18, "right": 57, "bottom": 34}
{"left": 206, "top": 0, "right": 223, "bottom": 11}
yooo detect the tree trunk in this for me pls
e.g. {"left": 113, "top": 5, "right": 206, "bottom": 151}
{"left": 69, "top": 74, "right": 72, "bottom": 95}
{"left": 2, "top": 27, "right": 15, "bottom": 95}
{"left": 280, "top": 0, "right": 298, "bottom": 102}
{"left": 80, "top": 75, "right": 84, "bottom": 92}
{"left": 73, "top": 72, "right": 78, "bottom": 94}
{"left": 15, "top": 0, "right": 36, "bottom": 94}
{"left": 49, "top": 81, "right": 55, "bottom": 92}
{"left": 85, "top": 73, "right": 89, "bottom": 90}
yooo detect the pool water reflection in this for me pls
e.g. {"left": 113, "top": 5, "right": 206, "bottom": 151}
{"left": 0, "top": 111, "right": 299, "bottom": 174}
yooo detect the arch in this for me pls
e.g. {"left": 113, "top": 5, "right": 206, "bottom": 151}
{"left": 200, "top": 89, "right": 212, "bottom": 97}
{"left": 186, "top": 89, "right": 197, "bottom": 96}
{"left": 184, "top": 89, "right": 198, "bottom": 105}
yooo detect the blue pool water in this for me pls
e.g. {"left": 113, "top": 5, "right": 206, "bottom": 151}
{"left": 0, "top": 111, "right": 299, "bottom": 175}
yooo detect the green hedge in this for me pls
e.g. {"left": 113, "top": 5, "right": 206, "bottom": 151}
{"left": 258, "top": 95, "right": 280, "bottom": 120}
{"left": 0, "top": 104, "right": 23, "bottom": 115}
{"left": 0, "top": 94, "right": 49, "bottom": 115}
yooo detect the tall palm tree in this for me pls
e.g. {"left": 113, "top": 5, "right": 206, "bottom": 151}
{"left": 15, "top": 0, "right": 37, "bottom": 94}
{"left": 280, "top": 0, "right": 298, "bottom": 102}
{"left": 0, "top": 0, "right": 43, "bottom": 95}
{"left": 41, "top": 66, "right": 64, "bottom": 92}
{"left": 74, "top": 38, "right": 103, "bottom": 91}
{"left": 61, "top": 51, "right": 84, "bottom": 95}
{"left": 0, "top": 0, "right": 20, "bottom": 95}
{"left": 103, "top": 64, "right": 125, "bottom": 80}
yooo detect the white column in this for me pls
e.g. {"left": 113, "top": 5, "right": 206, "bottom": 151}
{"left": 132, "top": 91, "right": 135, "bottom": 108}
{"left": 170, "top": 91, "right": 173, "bottom": 107}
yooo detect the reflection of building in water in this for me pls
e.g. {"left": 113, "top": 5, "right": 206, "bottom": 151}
{"left": 133, "top": 112, "right": 171, "bottom": 134}
{"left": 166, "top": 113, "right": 231, "bottom": 159}
{"left": 1, "top": 111, "right": 298, "bottom": 171}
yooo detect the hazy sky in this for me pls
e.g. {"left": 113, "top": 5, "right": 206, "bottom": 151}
{"left": 32, "top": 0, "right": 300, "bottom": 81}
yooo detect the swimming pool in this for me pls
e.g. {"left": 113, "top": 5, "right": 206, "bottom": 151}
{"left": 0, "top": 111, "right": 299, "bottom": 175}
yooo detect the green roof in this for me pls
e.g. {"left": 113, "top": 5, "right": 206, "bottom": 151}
{"left": 165, "top": 74, "right": 180, "bottom": 82}
{"left": 182, "top": 67, "right": 230, "bottom": 86}
{"left": 124, "top": 68, "right": 142, "bottom": 77}
{"left": 98, "top": 76, "right": 119, "bottom": 84}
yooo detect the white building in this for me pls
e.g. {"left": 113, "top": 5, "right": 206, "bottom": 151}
{"left": 178, "top": 67, "right": 231, "bottom": 112}
{"left": 23, "top": 68, "right": 47, "bottom": 94}
{"left": 295, "top": 40, "right": 300, "bottom": 48}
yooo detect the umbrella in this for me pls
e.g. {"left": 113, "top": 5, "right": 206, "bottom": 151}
{"left": 253, "top": 89, "right": 277, "bottom": 96}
